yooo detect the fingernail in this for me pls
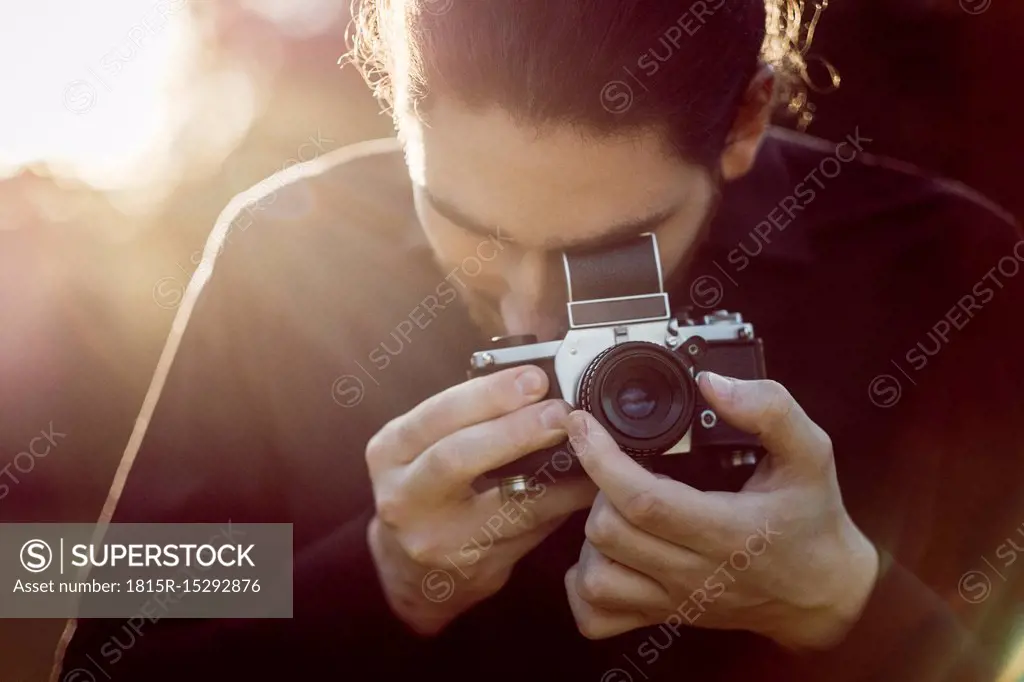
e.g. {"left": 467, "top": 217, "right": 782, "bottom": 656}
{"left": 541, "top": 401, "right": 570, "bottom": 430}
{"left": 566, "top": 412, "right": 590, "bottom": 459}
{"left": 702, "top": 371, "right": 734, "bottom": 400}
{"left": 516, "top": 368, "right": 545, "bottom": 396}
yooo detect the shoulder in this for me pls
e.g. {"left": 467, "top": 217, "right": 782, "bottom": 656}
{"left": 112, "top": 140, "right": 423, "bottom": 523}
{"left": 207, "top": 136, "right": 412, "bottom": 272}
{"left": 174, "top": 138, "right": 417, "bottom": 336}
{"left": 766, "top": 127, "right": 1021, "bottom": 259}
{"left": 770, "top": 129, "right": 1024, "bottom": 346}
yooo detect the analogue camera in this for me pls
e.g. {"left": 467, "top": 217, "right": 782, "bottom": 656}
{"left": 467, "top": 233, "right": 768, "bottom": 494}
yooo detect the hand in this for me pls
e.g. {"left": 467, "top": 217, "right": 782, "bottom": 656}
{"left": 366, "top": 365, "right": 597, "bottom": 636}
{"left": 562, "top": 373, "right": 880, "bottom": 650}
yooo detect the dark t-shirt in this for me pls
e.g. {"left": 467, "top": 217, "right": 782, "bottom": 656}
{"left": 61, "top": 129, "right": 1024, "bottom": 681}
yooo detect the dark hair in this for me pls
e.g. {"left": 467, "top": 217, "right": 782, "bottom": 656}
{"left": 346, "top": 0, "right": 822, "bottom": 169}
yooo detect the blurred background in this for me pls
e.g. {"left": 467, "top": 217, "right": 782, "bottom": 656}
{"left": 0, "top": 0, "right": 1021, "bottom": 679}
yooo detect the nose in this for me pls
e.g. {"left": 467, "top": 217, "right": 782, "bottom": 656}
{"left": 499, "top": 249, "right": 568, "bottom": 342}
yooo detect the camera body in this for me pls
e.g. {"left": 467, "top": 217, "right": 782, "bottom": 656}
{"left": 467, "top": 233, "right": 767, "bottom": 492}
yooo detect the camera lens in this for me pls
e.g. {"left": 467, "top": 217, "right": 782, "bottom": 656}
{"left": 616, "top": 376, "right": 662, "bottom": 420}
{"left": 578, "top": 342, "right": 696, "bottom": 456}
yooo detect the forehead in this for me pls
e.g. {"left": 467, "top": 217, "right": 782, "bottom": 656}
{"left": 401, "top": 99, "right": 702, "bottom": 246}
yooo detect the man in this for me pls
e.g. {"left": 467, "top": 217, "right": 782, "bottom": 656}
{"left": 60, "top": 1, "right": 1024, "bottom": 680}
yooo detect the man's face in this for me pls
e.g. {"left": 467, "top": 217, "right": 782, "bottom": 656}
{"left": 400, "top": 98, "right": 719, "bottom": 342}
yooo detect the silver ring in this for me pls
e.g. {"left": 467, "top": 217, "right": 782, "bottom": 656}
{"left": 499, "top": 475, "right": 530, "bottom": 502}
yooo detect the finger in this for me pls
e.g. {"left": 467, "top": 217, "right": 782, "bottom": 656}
{"left": 585, "top": 492, "right": 705, "bottom": 581}
{"left": 697, "top": 373, "right": 832, "bottom": 476}
{"left": 368, "top": 365, "right": 550, "bottom": 470}
{"left": 464, "top": 475, "right": 597, "bottom": 540}
{"left": 565, "top": 565, "right": 652, "bottom": 640}
{"left": 574, "top": 541, "right": 671, "bottom": 613}
{"left": 392, "top": 478, "right": 594, "bottom": 569}
{"left": 404, "top": 399, "right": 572, "bottom": 500}
{"left": 562, "top": 410, "right": 740, "bottom": 553}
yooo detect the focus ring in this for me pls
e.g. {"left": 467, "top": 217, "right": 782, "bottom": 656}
{"left": 577, "top": 341, "right": 690, "bottom": 457}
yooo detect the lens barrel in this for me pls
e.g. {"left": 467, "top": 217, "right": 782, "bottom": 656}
{"left": 577, "top": 341, "right": 696, "bottom": 456}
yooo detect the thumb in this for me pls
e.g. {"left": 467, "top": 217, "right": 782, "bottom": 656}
{"left": 696, "top": 372, "right": 833, "bottom": 475}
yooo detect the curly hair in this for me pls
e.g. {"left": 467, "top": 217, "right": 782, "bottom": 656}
{"left": 344, "top": 0, "right": 836, "bottom": 168}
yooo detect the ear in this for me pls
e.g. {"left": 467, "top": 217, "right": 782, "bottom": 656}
{"left": 719, "top": 64, "right": 776, "bottom": 181}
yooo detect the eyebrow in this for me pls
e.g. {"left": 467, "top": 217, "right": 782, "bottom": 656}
{"left": 420, "top": 186, "right": 682, "bottom": 253}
